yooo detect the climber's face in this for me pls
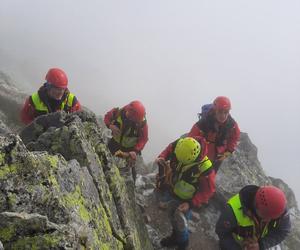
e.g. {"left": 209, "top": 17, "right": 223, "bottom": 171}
{"left": 48, "top": 86, "right": 65, "bottom": 100}
{"left": 215, "top": 109, "right": 230, "bottom": 123}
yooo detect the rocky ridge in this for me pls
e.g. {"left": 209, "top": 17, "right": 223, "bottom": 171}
{"left": 0, "top": 71, "right": 300, "bottom": 249}
{"left": 0, "top": 108, "right": 153, "bottom": 249}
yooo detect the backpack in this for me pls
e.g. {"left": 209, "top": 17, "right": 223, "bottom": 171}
{"left": 197, "top": 103, "right": 213, "bottom": 120}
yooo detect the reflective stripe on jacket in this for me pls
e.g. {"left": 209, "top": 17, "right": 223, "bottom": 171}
{"left": 173, "top": 156, "right": 213, "bottom": 200}
{"left": 31, "top": 92, "right": 75, "bottom": 114}
{"left": 228, "top": 194, "right": 276, "bottom": 244}
{"left": 113, "top": 114, "right": 144, "bottom": 148}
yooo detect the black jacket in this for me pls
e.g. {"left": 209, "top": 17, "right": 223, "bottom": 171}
{"left": 215, "top": 185, "right": 291, "bottom": 250}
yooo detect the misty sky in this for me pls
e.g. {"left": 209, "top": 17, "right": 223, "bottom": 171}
{"left": 1, "top": 1, "right": 300, "bottom": 203}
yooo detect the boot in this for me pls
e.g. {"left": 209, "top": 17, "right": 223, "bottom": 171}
{"left": 160, "top": 230, "right": 177, "bottom": 247}
{"left": 176, "top": 240, "right": 189, "bottom": 250}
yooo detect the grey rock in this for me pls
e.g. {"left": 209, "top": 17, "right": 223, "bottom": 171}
{"left": 0, "top": 71, "right": 27, "bottom": 134}
{"left": 0, "top": 110, "right": 153, "bottom": 249}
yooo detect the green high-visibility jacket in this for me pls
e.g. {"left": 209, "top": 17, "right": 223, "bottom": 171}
{"left": 31, "top": 92, "right": 75, "bottom": 115}
{"left": 112, "top": 114, "right": 145, "bottom": 149}
{"left": 228, "top": 194, "right": 277, "bottom": 243}
{"left": 173, "top": 156, "right": 213, "bottom": 200}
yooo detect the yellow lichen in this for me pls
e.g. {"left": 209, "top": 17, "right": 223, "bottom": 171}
{"left": 47, "top": 155, "right": 59, "bottom": 169}
{"left": 7, "top": 192, "right": 17, "bottom": 208}
{"left": 10, "top": 233, "right": 62, "bottom": 250}
{"left": 62, "top": 186, "right": 91, "bottom": 222}
{"left": 0, "top": 225, "right": 15, "bottom": 242}
{"left": 0, "top": 164, "right": 17, "bottom": 179}
{"left": 0, "top": 153, "right": 5, "bottom": 165}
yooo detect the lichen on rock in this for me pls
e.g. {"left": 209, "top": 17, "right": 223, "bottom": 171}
{"left": 0, "top": 111, "right": 153, "bottom": 249}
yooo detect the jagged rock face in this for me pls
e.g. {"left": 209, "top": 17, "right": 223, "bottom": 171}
{"left": 216, "top": 133, "right": 269, "bottom": 198}
{"left": 0, "top": 72, "right": 26, "bottom": 134}
{"left": 269, "top": 177, "right": 300, "bottom": 250}
{"left": 137, "top": 133, "right": 300, "bottom": 250}
{"left": 0, "top": 111, "right": 153, "bottom": 249}
{"left": 0, "top": 73, "right": 299, "bottom": 249}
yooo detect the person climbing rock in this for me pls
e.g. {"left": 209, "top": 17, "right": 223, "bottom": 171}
{"left": 188, "top": 96, "right": 240, "bottom": 172}
{"left": 155, "top": 136, "right": 215, "bottom": 250}
{"left": 216, "top": 185, "right": 291, "bottom": 250}
{"left": 104, "top": 100, "right": 148, "bottom": 183}
{"left": 21, "top": 68, "right": 81, "bottom": 124}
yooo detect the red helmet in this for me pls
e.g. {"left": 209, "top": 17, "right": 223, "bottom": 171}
{"left": 213, "top": 96, "right": 231, "bottom": 111}
{"left": 255, "top": 186, "right": 287, "bottom": 220}
{"left": 45, "top": 68, "right": 68, "bottom": 89}
{"left": 126, "top": 100, "right": 145, "bottom": 122}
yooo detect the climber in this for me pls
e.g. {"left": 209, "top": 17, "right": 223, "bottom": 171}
{"left": 155, "top": 136, "right": 216, "bottom": 250}
{"left": 215, "top": 185, "right": 291, "bottom": 250}
{"left": 188, "top": 96, "right": 240, "bottom": 172}
{"left": 104, "top": 100, "right": 148, "bottom": 183}
{"left": 20, "top": 68, "right": 81, "bottom": 125}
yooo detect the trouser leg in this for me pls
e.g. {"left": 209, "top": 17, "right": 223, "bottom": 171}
{"left": 107, "top": 139, "right": 121, "bottom": 155}
{"left": 213, "top": 160, "right": 223, "bottom": 173}
{"left": 160, "top": 198, "right": 190, "bottom": 249}
{"left": 131, "top": 164, "right": 137, "bottom": 185}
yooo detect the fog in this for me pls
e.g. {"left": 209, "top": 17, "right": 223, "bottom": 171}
{"left": 1, "top": 0, "right": 300, "bottom": 203}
